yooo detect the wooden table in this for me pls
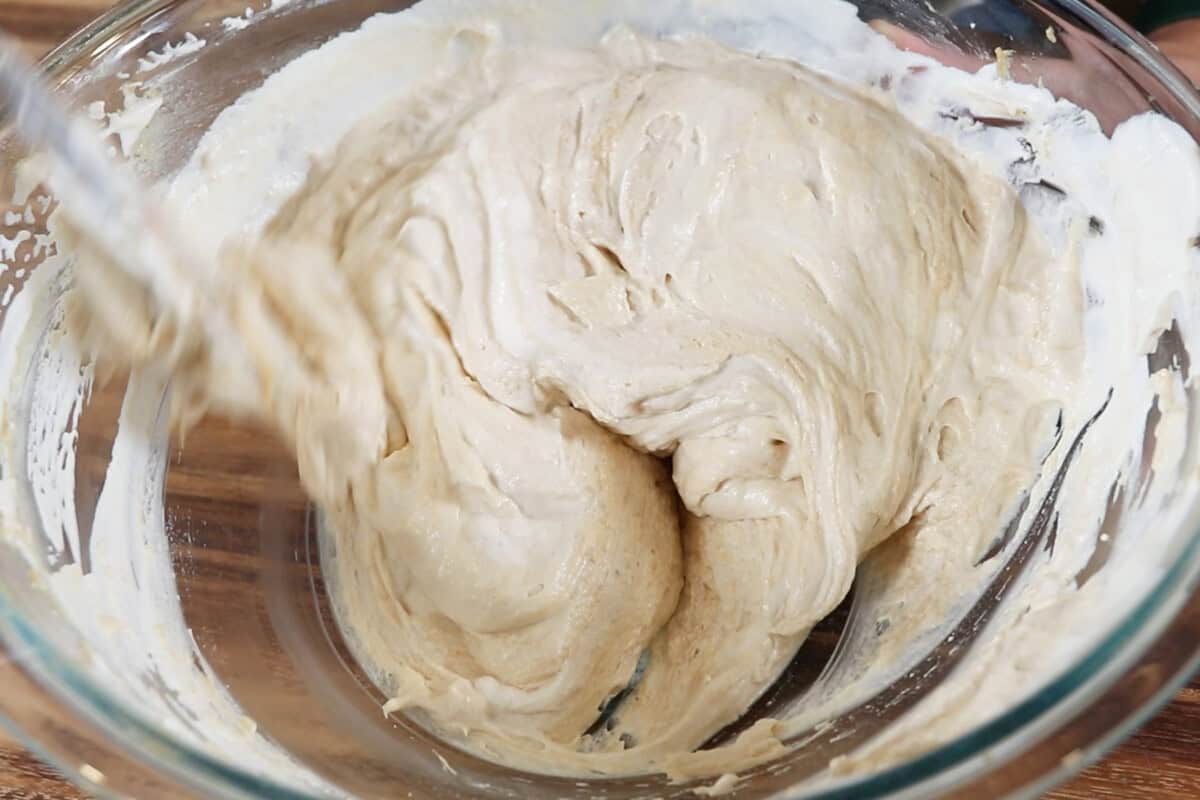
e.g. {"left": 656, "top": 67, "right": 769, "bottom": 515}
{"left": 0, "top": 1, "right": 1197, "bottom": 798}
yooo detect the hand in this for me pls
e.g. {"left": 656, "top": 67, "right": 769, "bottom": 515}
{"left": 1151, "top": 19, "right": 1200, "bottom": 86}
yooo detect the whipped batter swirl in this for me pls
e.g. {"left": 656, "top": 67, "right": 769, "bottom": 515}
{"left": 72, "top": 25, "right": 1079, "bottom": 775}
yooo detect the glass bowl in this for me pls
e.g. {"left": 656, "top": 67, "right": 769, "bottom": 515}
{"left": 1, "top": 0, "right": 1199, "bottom": 798}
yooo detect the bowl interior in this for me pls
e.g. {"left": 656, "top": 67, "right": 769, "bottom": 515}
{"left": 1, "top": 1, "right": 1200, "bottom": 798}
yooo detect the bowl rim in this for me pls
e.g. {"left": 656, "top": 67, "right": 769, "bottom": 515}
{"left": 4, "top": 0, "right": 1200, "bottom": 797}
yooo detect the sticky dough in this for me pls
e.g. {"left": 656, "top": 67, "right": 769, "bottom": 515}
{"left": 72, "top": 28, "right": 1079, "bottom": 775}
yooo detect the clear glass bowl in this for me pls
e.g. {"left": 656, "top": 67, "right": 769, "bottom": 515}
{"left": 1, "top": 0, "right": 1199, "bottom": 798}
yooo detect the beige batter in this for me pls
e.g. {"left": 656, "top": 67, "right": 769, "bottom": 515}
{"left": 71, "top": 28, "right": 1080, "bottom": 776}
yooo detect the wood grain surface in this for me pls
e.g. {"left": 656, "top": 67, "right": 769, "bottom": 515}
{"left": 0, "top": 1, "right": 1198, "bottom": 798}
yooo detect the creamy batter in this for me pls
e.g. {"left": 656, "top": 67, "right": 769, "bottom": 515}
{"left": 68, "top": 9, "right": 1086, "bottom": 777}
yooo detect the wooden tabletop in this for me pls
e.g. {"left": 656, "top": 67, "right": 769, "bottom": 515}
{"left": 0, "top": 1, "right": 1198, "bottom": 798}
